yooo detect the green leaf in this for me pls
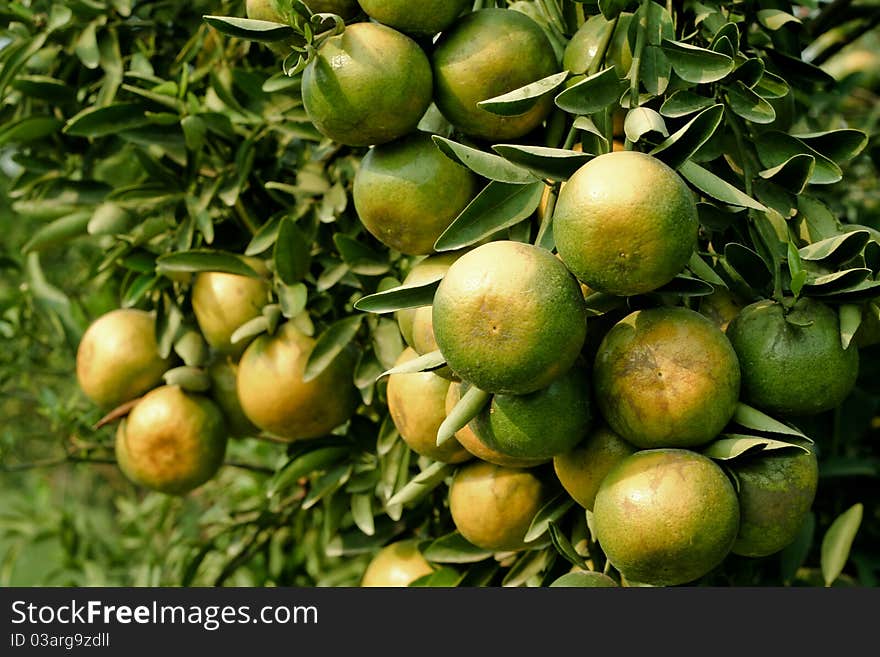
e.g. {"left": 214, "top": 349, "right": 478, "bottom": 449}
{"left": 725, "top": 80, "right": 777, "bottom": 124}
{"left": 274, "top": 217, "right": 311, "bottom": 285}
{"left": 547, "top": 522, "right": 588, "bottom": 569}
{"left": 162, "top": 366, "right": 212, "bottom": 393}
{"left": 64, "top": 103, "right": 150, "bottom": 137}
{"left": 478, "top": 71, "right": 568, "bottom": 117}
{"left": 754, "top": 70, "right": 790, "bottom": 99}
{"left": 756, "top": 132, "right": 842, "bottom": 185}
{"left": 732, "top": 402, "right": 809, "bottom": 440}
{"left": 730, "top": 58, "right": 765, "bottom": 88}
{"left": 11, "top": 75, "right": 76, "bottom": 103}
{"left": 659, "top": 90, "right": 721, "bottom": 119}
{"left": 650, "top": 104, "right": 724, "bottom": 170}
{"left": 432, "top": 136, "right": 536, "bottom": 184}
{"left": 354, "top": 279, "right": 440, "bottom": 314}
{"left": 302, "top": 464, "right": 353, "bottom": 510}
{"left": 350, "top": 494, "right": 375, "bottom": 537}
{"left": 798, "top": 231, "right": 871, "bottom": 265}
{"left": 660, "top": 39, "right": 735, "bottom": 83}
{"left": 803, "top": 268, "right": 872, "bottom": 295}
{"left": 303, "top": 315, "right": 362, "bottom": 382}
{"left": 623, "top": 107, "right": 668, "bottom": 143}
{"left": 640, "top": 2, "right": 675, "bottom": 95}
{"left": 21, "top": 211, "right": 91, "bottom": 253}
{"left": 492, "top": 144, "right": 592, "bottom": 181}
{"left": 679, "top": 161, "right": 766, "bottom": 210}
{"left": 0, "top": 116, "right": 62, "bottom": 146}
{"left": 203, "top": 15, "right": 297, "bottom": 42}
{"left": 524, "top": 494, "right": 576, "bottom": 543}
{"left": 821, "top": 503, "right": 863, "bottom": 587}
{"left": 757, "top": 9, "right": 801, "bottom": 31}
{"left": 423, "top": 531, "right": 494, "bottom": 564}
{"left": 378, "top": 350, "right": 447, "bottom": 379}
{"left": 758, "top": 154, "right": 815, "bottom": 195}
{"left": 651, "top": 274, "right": 715, "bottom": 297}
{"left": 702, "top": 435, "right": 810, "bottom": 461}
{"left": 792, "top": 130, "right": 868, "bottom": 166}
{"left": 764, "top": 47, "right": 835, "bottom": 88}
{"left": 687, "top": 252, "right": 727, "bottom": 287}
{"left": 386, "top": 461, "right": 454, "bottom": 508}
{"left": 502, "top": 547, "right": 555, "bottom": 587}
{"left": 839, "top": 304, "right": 862, "bottom": 350}
{"left": 809, "top": 280, "right": 880, "bottom": 303}
{"left": 409, "top": 567, "right": 462, "bottom": 587}
{"left": 598, "top": 0, "right": 634, "bottom": 20}
{"left": 434, "top": 181, "right": 544, "bottom": 252}
{"left": 333, "top": 235, "right": 389, "bottom": 277}
{"left": 554, "top": 67, "right": 627, "bottom": 116}
{"left": 437, "top": 386, "right": 491, "bottom": 447}
{"left": 156, "top": 250, "right": 261, "bottom": 278}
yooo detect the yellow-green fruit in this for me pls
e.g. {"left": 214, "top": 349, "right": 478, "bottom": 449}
{"left": 245, "top": 0, "right": 284, "bottom": 22}
{"left": 553, "top": 151, "right": 699, "bottom": 296}
{"left": 395, "top": 252, "right": 463, "bottom": 348}
{"left": 353, "top": 131, "right": 478, "bottom": 255}
{"left": 549, "top": 571, "right": 618, "bottom": 587}
{"left": 553, "top": 425, "right": 635, "bottom": 510}
{"left": 386, "top": 348, "right": 471, "bottom": 463}
{"left": 563, "top": 12, "right": 632, "bottom": 78}
{"left": 448, "top": 461, "right": 547, "bottom": 552}
{"left": 191, "top": 261, "right": 271, "bottom": 358}
{"left": 76, "top": 309, "right": 173, "bottom": 409}
{"left": 115, "top": 385, "right": 227, "bottom": 495}
{"left": 726, "top": 297, "right": 859, "bottom": 416}
{"left": 207, "top": 358, "right": 258, "bottom": 438}
{"left": 236, "top": 322, "right": 359, "bottom": 441}
{"left": 361, "top": 539, "right": 435, "bottom": 587}
{"left": 730, "top": 443, "right": 819, "bottom": 558}
{"left": 470, "top": 366, "right": 593, "bottom": 461}
{"left": 445, "top": 383, "right": 547, "bottom": 468}
{"left": 432, "top": 9, "right": 559, "bottom": 141}
{"left": 593, "top": 449, "right": 740, "bottom": 586}
{"left": 593, "top": 307, "right": 741, "bottom": 449}
{"left": 357, "top": 0, "right": 470, "bottom": 36}
{"left": 301, "top": 21, "right": 433, "bottom": 147}
{"left": 432, "top": 241, "right": 587, "bottom": 395}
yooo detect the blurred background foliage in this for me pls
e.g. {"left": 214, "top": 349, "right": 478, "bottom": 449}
{"left": 1, "top": 0, "right": 878, "bottom": 586}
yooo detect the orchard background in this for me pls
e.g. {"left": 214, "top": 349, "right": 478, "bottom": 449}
{"left": 1, "top": 0, "right": 878, "bottom": 587}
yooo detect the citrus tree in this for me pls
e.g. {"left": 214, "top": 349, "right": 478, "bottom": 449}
{"left": 1, "top": 0, "right": 878, "bottom": 587}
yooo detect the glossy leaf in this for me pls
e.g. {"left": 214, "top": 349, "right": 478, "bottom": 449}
{"left": 554, "top": 67, "right": 627, "bottom": 116}
{"left": 274, "top": 217, "right": 311, "bottom": 285}
{"left": 821, "top": 503, "right": 863, "bottom": 587}
{"left": 303, "top": 315, "right": 362, "bottom": 382}
{"left": 702, "top": 435, "right": 810, "bottom": 461}
{"left": 492, "top": 144, "right": 592, "bottom": 181}
{"left": 386, "top": 462, "right": 454, "bottom": 508}
{"left": 650, "top": 104, "right": 724, "bottom": 170}
{"left": 732, "top": 402, "right": 809, "bottom": 440}
{"left": 203, "top": 15, "right": 296, "bottom": 42}
{"left": 661, "top": 39, "right": 734, "bottom": 83}
{"left": 432, "top": 136, "right": 536, "bottom": 184}
{"left": 478, "top": 71, "right": 568, "bottom": 117}
{"left": 156, "top": 250, "right": 262, "bottom": 278}
{"left": 423, "top": 531, "right": 494, "bottom": 564}
{"left": 434, "top": 181, "right": 544, "bottom": 252}
{"left": 679, "top": 161, "right": 766, "bottom": 210}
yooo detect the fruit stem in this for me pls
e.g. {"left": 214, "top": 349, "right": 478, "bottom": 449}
{"left": 234, "top": 198, "right": 259, "bottom": 235}
{"left": 535, "top": 184, "right": 559, "bottom": 250}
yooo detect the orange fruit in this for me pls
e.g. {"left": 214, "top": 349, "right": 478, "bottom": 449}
{"left": 361, "top": 539, "right": 435, "bottom": 586}
{"left": 431, "top": 9, "right": 559, "bottom": 141}
{"left": 553, "top": 151, "right": 699, "bottom": 296}
{"left": 726, "top": 297, "right": 859, "bottom": 416}
{"left": 552, "top": 424, "right": 635, "bottom": 510}
{"left": 301, "top": 21, "right": 433, "bottom": 146}
{"left": 115, "top": 385, "right": 227, "bottom": 495}
{"left": 448, "top": 460, "right": 547, "bottom": 552}
{"left": 730, "top": 442, "right": 819, "bottom": 558}
{"left": 386, "top": 348, "right": 471, "bottom": 463}
{"left": 236, "top": 321, "right": 359, "bottom": 441}
{"left": 432, "top": 240, "right": 587, "bottom": 395}
{"left": 352, "top": 131, "right": 478, "bottom": 255}
{"left": 76, "top": 308, "right": 173, "bottom": 409}
{"left": 548, "top": 571, "right": 618, "bottom": 587}
{"left": 444, "top": 382, "right": 547, "bottom": 468}
{"left": 593, "top": 449, "right": 740, "bottom": 586}
{"left": 191, "top": 259, "right": 271, "bottom": 358}
{"left": 357, "top": 0, "right": 470, "bottom": 36}
{"left": 593, "top": 307, "right": 741, "bottom": 448}
{"left": 395, "top": 252, "right": 464, "bottom": 349}
{"left": 469, "top": 365, "right": 593, "bottom": 461}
